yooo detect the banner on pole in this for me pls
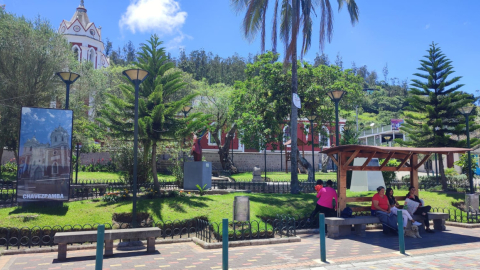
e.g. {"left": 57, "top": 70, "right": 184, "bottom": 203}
{"left": 17, "top": 107, "right": 73, "bottom": 202}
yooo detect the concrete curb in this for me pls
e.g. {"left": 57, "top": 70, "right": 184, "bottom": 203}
{"left": 446, "top": 221, "right": 480, "bottom": 228}
{"left": 192, "top": 236, "right": 301, "bottom": 249}
{"left": 0, "top": 238, "right": 192, "bottom": 256}
{"left": 0, "top": 236, "right": 301, "bottom": 255}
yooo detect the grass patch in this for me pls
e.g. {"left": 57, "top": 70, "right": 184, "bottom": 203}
{"left": 232, "top": 172, "right": 336, "bottom": 182}
{"left": 0, "top": 193, "right": 317, "bottom": 228}
{"left": 75, "top": 172, "right": 176, "bottom": 182}
{"left": 0, "top": 189, "right": 472, "bottom": 228}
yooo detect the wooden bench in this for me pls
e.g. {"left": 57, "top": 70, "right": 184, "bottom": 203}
{"left": 53, "top": 227, "right": 161, "bottom": 260}
{"left": 325, "top": 212, "right": 449, "bottom": 238}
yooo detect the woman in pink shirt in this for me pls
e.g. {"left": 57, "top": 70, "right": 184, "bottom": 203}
{"left": 308, "top": 180, "right": 338, "bottom": 222}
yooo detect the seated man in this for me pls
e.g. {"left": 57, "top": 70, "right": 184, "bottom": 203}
{"left": 371, "top": 186, "right": 398, "bottom": 234}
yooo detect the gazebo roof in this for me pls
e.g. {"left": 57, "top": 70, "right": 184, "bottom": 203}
{"left": 321, "top": 145, "right": 471, "bottom": 172}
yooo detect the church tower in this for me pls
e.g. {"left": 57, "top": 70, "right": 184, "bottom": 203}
{"left": 58, "top": 1, "right": 109, "bottom": 69}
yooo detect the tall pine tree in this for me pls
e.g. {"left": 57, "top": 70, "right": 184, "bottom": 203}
{"left": 399, "top": 42, "right": 479, "bottom": 190}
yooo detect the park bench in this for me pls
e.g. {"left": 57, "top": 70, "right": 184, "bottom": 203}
{"left": 324, "top": 196, "right": 449, "bottom": 238}
{"left": 53, "top": 227, "right": 161, "bottom": 260}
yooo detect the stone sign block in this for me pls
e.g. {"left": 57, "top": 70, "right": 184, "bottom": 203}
{"left": 183, "top": 161, "right": 212, "bottom": 190}
{"left": 233, "top": 196, "right": 250, "bottom": 221}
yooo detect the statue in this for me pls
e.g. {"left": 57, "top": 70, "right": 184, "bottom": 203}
{"left": 252, "top": 166, "right": 263, "bottom": 182}
{"left": 190, "top": 130, "right": 206, "bottom": 162}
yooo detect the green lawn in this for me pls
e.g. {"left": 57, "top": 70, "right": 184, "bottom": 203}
{"left": 75, "top": 172, "right": 176, "bottom": 182}
{"left": 0, "top": 189, "right": 470, "bottom": 228}
{"left": 346, "top": 189, "right": 466, "bottom": 210}
{"left": 0, "top": 193, "right": 316, "bottom": 228}
{"left": 232, "top": 172, "right": 336, "bottom": 182}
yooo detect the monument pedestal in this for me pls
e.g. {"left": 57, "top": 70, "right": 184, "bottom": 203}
{"left": 183, "top": 161, "right": 212, "bottom": 190}
{"left": 465, "top": 193, "right": 479, "bottom": 213}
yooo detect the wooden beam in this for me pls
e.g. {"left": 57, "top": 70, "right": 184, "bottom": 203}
{"left": 415, "top": 153, "right": 433, "bottom": 170}
{"left": 379, "top": 152, "right": 394, "bottom": 170}
{"left": 361, "top": 151, "right": 376, "bottom": 170}
{"left": 344, "top": 149, "right": 360, "bottom": 166}
{"left": 345, "top": 196, "right": 406, "bottom": 203}
{"left": 346, "top": 166, "right": 411, "bottom": 172}
{"left": 338, "top": 153, "right": 348, "bottom": 213}
{"left": 410, "top": 155, "right": 419, "bottom": 196}
{"left": 328, "top": 154, "right": 339, "bottom": 167}
{"left": 396, "top": 152, "right": 413, "bottom": 170}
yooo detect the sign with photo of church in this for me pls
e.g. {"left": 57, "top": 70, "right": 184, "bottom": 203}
{"left": 17, "top": 107, "right": 73, "bottom": 202}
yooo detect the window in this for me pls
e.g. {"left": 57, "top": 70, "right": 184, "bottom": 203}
{"left": 88, "top": 48, "right": 95, "bottom": 63}
{"left": 30, "top": 146, "right": 32, "bottom": 151}
{"left": 52, "top": 162, "right": 58, "bottom": 174}
{"left": 55, "top": 136, "right": 57, "bottom": 142}
{"left": 319, "top": 126, "right": 330, "bottom": 147}
{"left": 283, "top": 126, "right": 291, "bottom": 144}
{"left": 208, "top": 130, "right": 221, "bottom": 145}
{"left": 72, "top": 45, "right": 80, "bottom": 61}
{"left": 61, "top": 137, "right": 64, "bottom": 142}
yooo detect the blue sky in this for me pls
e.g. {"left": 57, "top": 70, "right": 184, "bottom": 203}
{"left": 19, "top": 108, "right": 73, "bottom": 156}
{"left": 3, "top": 0, "right": 480, "bottom": 95}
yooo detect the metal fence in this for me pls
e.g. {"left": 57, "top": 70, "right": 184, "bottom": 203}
{"left": 0, "top": 216, "right": 296, "bottom": 250}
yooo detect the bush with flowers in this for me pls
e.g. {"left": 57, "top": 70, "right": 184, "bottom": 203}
{"left": 145, "top": 187, "right": 158, "bottom": 199}
{"left": 102, "top": 188, "right": 130, "bottom": 203}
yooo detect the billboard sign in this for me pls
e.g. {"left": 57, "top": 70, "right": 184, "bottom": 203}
{"left": 17, "top": 107, "right": 73, "bottom": 202}
{"left": 391, "top": 119, "right": 404, "bottom": 131}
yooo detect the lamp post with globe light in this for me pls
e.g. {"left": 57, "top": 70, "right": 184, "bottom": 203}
{"left": 122, "top": 69, "right": 149, "bottom": 228}
{"left": 327, "top": 90, "right": 346, "bottom": 147}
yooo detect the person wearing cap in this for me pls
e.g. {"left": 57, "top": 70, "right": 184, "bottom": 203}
{"left": 371, "top": 186, "right": 398, "bottom": 234}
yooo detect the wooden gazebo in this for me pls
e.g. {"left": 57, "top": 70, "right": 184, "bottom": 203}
{"left": 321, "top": 145, "right": 471, "bottom": 211}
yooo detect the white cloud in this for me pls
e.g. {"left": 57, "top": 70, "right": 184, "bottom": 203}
{"left": 22, "top": 107, "right": 31, "bottom": 115}
{"left": 425, "top": 24, "right": 430, "bottom": 29}
{"left": 47, "top": 111, "right": 55, "bottom": 118}
{"left": 119, "top": 0, "right": 187, "bottom": 35}
{"left": 166, "top": 32, "right": 192, "bottom": 51}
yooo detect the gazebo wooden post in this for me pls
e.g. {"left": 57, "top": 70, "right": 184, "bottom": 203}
{"left": 338, "top": 153, "right": 348, "bottom": 212}
{"left": 410, "top": 154, "right": 419, "bottom": 196}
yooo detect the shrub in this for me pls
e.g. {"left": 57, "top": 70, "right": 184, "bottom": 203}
{"left": 168, "top": 190, "right": 179, "bottom": 197}
{"left": 380, "top": 158, "right": 401, "bottom": 187}
{"left": 102, "top": 192, "right": 120, "bottom": 203}
{"left": 1, "top": 160, "right": 17, "bottom": 173}
{"left": 112, "top": 144, "right": 152, "bottom": 185}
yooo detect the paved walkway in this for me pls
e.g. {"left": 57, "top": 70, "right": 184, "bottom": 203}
{"left": 1, "top": 226, "right": 480, "bottom": 270}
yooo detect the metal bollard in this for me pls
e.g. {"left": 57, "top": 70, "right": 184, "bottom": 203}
{"left": 95, "top": 224, "right": 105, "bottom": 270}
{"left": 222, "top": 218, "right": 228, "bottom": 270}
{"left": 397, "top": 210, "right": 405, "bottom": 254}
{"left": 319, "top": 213, "right": 326, "bottom": 262}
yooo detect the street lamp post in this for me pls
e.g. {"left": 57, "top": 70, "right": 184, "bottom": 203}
{"left": 306, "top": 115, "right": 317, "bottom": 182}
{"left": 122, "top": 69, "right": 149, "bottom": 228}
{"left": 384, "top": 136, "right": 391, "bottom": 147}
{"left": 458, "top": 106, "right": 475, "bottom": 194}
{"left": 327, "top": 90, "right": 347, "bottom": 147}
{"left": 56, "top": 72, "right": 80, "bottom": 109}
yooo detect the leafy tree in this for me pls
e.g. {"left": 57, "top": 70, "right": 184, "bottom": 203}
{"left": 99, "top": 35, "right": 208, "bottom": 190}
{"left": 399, "top": 42, "right": 479, "bottom": 190}
{"left": 194, "top": 80, "right": 238, "bottom": 171}
{"left": 0, "top": 10, "right": 72, "bottom": 162}
{"left": 232, "top": 0, "right": 359, "bottom": 193}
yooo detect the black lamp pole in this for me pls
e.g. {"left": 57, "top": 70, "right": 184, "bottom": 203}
{"left": 56, "top": 72, "right": 80, "bottom": 110}
{"left": 458, "top": 106, "right": 475, "bottom": 194}
{"left": 123, "top": 69, "right": 149, "bottom": 228}
{"left": 327, "top": 90, "right": 346, "bottom": 147}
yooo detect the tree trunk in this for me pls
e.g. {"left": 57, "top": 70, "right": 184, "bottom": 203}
{"left": 13, "top": 149, "right": 18, "bottom": 164}
{"left": 213, "top": 125, "right": 238, "bottom": 173}
{"left": 152, "top": 143, "right": 159, "bottom": 191}
{"left": 0, "top": 143, "right": 3, "bottom": 178}
{"left": 438, "top": 154, "right": 448, "bottom": 190}
{"left": 297, "top": 150, "right": 314, "bottom": 183}
{"left": 289, "top": 0, "right": 299, "bottom": 194}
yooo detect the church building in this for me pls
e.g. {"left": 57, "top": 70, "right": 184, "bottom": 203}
{"left": 58, "top": 0, "right": 109, "bottom": 69}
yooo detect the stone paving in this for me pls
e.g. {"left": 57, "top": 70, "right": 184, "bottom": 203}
{"left": 1, "top": 226, "right": 480, "bottom": 269}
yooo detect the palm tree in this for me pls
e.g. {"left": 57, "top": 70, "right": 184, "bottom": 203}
{"left": 231, "top": 0, "right": 359, "bottom": 193}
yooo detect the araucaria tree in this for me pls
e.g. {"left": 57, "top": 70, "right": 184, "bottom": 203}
{"left": 400, "top": 42, "right": 479, "bottom": 190}
{"left": 231, "top": 0, "right": 359, "bottom": 193}
{"left": 99, "top": 35, "right": 208, "bottom": 190}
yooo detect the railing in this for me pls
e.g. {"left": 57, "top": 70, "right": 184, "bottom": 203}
{"left": 0, "top": 217, "right": 296, "bottom": 250}
{"left": 359, "top": 124, "right": 393, "bottom": 137}
{"left": 211, "top": 181, "right": 337, "bottom": 193}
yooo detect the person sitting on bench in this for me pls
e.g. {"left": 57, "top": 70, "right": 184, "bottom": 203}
{"left": 386, "top": 188, "right": 422, "bottom": 228}
{"left": 371, "top": 186, "right": 398, "bottom": 234}
{"left": 406, "top": 186, "right": 435, "bottom": 233}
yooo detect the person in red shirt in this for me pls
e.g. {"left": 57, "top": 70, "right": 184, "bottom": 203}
{"left": 371, "top": 186, "right": 398, "bottom": 234}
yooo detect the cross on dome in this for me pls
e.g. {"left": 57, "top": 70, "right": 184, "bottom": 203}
{"left": 80, "top": 0, "right": 84, "bottom": 7}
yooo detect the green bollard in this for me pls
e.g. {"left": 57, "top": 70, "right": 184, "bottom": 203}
{"left": 397, "top": 210, "right": 405, "bottom": 254}
{"left": 222, "top": 219, "right": 228, "bottom": 270}
{"left": 319, "top": 213, "right": 326, "bottom": 262}
{"left": 95, "top": 224, "right": 105, "bottom": 270}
